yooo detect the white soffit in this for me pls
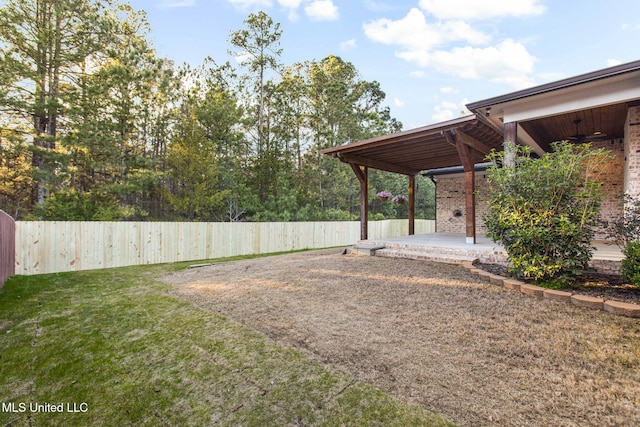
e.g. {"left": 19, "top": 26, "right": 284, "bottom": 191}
{"left": 497, "top": 73, "right": 640, "bottom": 123}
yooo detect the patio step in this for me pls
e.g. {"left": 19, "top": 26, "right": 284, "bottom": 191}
{"left": 350, "top": 244, "right": 387, "bottom": 256}
{"left": 355, "top": 236, "right": 509, "bottom": 266}
{"left": 380, "top": 243, "right": 503, "bottom": 259}
{"left": 374, "top": 248, "right": 477, "bottom": 265}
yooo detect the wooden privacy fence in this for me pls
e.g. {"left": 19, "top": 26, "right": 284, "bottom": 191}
{"left": 15, "top": 219, "right": 435, "bottom": 276}
{"left": 0, "top": 210, "right": 16, "bottom": 286}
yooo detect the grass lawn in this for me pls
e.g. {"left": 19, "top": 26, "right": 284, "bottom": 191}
{"left": 0, "top": 255, "right": 455, "bottom": 427}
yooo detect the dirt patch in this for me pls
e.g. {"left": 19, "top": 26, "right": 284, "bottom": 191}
{"left": 161, "top": 249, "right": 640, "bottom": 427}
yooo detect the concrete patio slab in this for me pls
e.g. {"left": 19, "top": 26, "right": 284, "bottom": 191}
{"left": 356, "top": 233, "right": 623, "bottom": 273}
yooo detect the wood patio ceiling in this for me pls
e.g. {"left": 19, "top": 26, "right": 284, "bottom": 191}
{"left": 322, "top": 115, "right": 504, "bottom": 175}
{"left": 519, "top": 103, "right": 628, "bottom": 152}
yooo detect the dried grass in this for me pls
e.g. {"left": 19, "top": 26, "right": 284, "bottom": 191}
{"left": 163, "top": 249, "right": 640, "bottom": 427}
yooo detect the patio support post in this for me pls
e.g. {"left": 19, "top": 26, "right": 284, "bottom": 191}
{"left": 445, "top": 130, "right": 477, "bottom": 244}
{"left": 463, "top": 168, "right": 476, "bottom": 244}
{"left": 408, "top": 174, "right": 415, "bottom": 235}
{"left": 350, "top": 163, "right": 368, "bottom": 240}
{"left": 503, "top": 122, "right": 517, "bottom": 167}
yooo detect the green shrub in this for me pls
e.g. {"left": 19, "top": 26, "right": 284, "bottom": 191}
{"left": 31, "top": 189, "right": 134, "bottom": 220}
{"left": 622, "top": 241, "right": 640, "bottom": 286}
{"left": 483, "top": 141, "right": 612, "bottom": 284}
{"left": 604, "top": 195, "right": 640, "bottom": 286}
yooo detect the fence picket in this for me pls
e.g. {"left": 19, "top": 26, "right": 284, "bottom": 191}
{"left": 13, "top": 219, "right": 435, "bottom": 275}
{"left": 0, "top": 210, "right": 16, "bottom": 286}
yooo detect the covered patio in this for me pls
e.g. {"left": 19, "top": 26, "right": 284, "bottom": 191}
{"left": 353, "top": 232, "right": 623, "bottom": 274}
{"left": 322, "top": 60, "right": 640, "bottom": 271}
{"left": 322, "top": 114, "right": 504, "bottom": 244}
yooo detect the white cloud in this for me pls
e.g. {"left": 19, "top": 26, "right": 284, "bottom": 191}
{"left": 393, "top": 97, "right": 406, "bottom": 107}
{"left": 233, "top": 52, "right": 253, "bottom": 66}
{"left": 277, "top": 0, "right": 302, "bottom": 20}
{"left": 418, "top": 0, "right": 545, "bottom": 21}
{"left": 426, "top": 39, "right": 536, "bottom": 88}
{"left": 409, "top": 70, "right": 425, "bottom": 78}
{"left": 160, "top": 0, "right": 196, "bottom": 7}
{"left": 440, "top": 86, "right": 458, "bottom": 94}
{"left": 607, "top": 59, "right": 623, "bottom": 67}
{"left": 364, "top": 6, "right": 537, "bottom": 89}
{"left": 363, "top": 0, "right": 394, "bottom": 12}
{"left": 340, "top": 39, "right": 357, "bottom": 51}
{"left": 431, "top": 98, "right": 470, "bottom": 122}
{"left": 227, "top": 0, "right": 272, "bottom": 9}
{"left": 363, "top": 8, "right": 490, "bottom": 52}
{"left": 285, "top": 9, "right": 300, "bottom": 21}
{"left": 304, "top": 0, "right": 339, "bottom": 21}
{"left": 277, "top": 0, "right": 301, "bottom": 7}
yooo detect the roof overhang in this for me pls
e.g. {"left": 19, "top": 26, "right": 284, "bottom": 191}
{"left": 467, "top": 60, "right": 640, "bottom": 152}
{"left": 321, "top": 115, "right": 504, "bottom": 175}
{"left": 323, "top": 59, "right": 640, "bottom": 177}
{"left": 467, "top": 59, "right": 640, "bottom": 113}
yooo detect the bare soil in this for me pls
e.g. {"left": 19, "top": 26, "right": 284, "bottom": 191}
{"left": 161, "top": 249, "right": 640, "bottom": 427}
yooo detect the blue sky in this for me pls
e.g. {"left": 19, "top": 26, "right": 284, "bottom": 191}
{"left": 128, "top": 0, "right": 640, "bottom": 130}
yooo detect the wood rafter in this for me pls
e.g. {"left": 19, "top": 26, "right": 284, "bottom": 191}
{"left": 338, "top": 153, "right": 420, "bottom": 176}
{"left": 349, "top": 163, "right": 367, "bottom": 184}
{"left": 443, "top": 129, "right": 493, "bottom": 157}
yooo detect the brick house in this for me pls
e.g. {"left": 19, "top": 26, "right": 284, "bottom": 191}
{"left": 323, "top": 60, "right": 640, "bottom": 244}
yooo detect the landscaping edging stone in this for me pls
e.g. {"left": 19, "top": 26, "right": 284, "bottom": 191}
{"left": 542, "top": 289, "right": 573, "bottom": 303}
{"left": 604, "top": 300, "right": 640, "bottom": 317}
{"left": 520, "top": 284, "right": 545, "bottom": 298}
{"left": 571, "top": 295, "right": 605, "bottom": 311}
{"left": 460, "top": 260, "right": 640, "bottom": 318}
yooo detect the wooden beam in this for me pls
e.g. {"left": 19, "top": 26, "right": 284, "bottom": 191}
{"left": 454, "top": 139, "right": 474, "bottom": 173}
{"left": 442, "top": 129, "right": 456, "bottom": 149}
{"left": 476, "top": 114, "right": 506, "bottom": 139}
{"left": 408, "top": 175, "right": 415, "bottom": 235}
{"left": 463, "top": 169, "right": 476, "bottom": 244}
{"left": 349, "top": 163, "right": 368, "bottom": 240}
{"left": 349, "top": 162, "right": 366, "bottom": 184}
{"left": 444, "top": 130, "right": 476, "bottom": 244}
{"left": 455, "top": 130, "right": 493, "bottom": 156}
{"left": 338, "top": 153, "right": 420, "bottom": 176}
{"left": 443, "top": 129, "right": 493, "bottom": 156}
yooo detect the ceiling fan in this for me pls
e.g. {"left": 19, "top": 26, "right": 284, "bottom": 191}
{"left": 567, "top": 119, "right": 607, "bottom": 142}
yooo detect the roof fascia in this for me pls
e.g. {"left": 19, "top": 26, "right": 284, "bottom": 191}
{"left": 321, "top": 115, "right": 477, "bottom": 155}
{"left": 467, "top": 59, "right": 640, "bottom": 112}
{"left": 500, "top": 73, "right": 640, "bottom": 123}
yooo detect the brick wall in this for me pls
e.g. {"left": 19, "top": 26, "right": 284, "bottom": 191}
{"left": 592, "top": 138, "right": 624, "bottom": 239}
{"left": 625, "top": 105, "right": 640, "bottom": 199}
{"left": 434, "top": 138, "right": 625, "bottom": 239}
{"left": 435, "top": 172, "right": 490, "bottom": 234}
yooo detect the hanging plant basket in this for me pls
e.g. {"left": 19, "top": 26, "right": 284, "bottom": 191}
{"left": 377, "top": 191, "right": 392, "bottom": 202}
{"left": 393, "top": 195, "right": 408, "bottom": 204}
